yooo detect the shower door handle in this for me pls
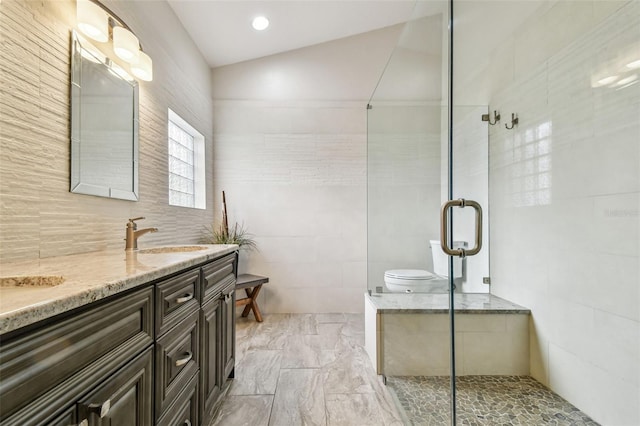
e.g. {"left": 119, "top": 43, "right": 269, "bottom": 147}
{"left": 440, "top": 199, "right": 483, "bottom": 257}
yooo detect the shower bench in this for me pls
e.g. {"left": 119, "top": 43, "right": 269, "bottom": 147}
{"left": 364, "top": 293, "right": 531, "bottom": 378}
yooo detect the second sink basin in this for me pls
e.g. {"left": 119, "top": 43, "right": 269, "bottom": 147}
{"left": 137, "top": 246, "right": 208, "bottom": 254}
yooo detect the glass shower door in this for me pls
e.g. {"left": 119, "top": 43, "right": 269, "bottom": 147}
{"left": 448, "top": 0, "right": 640, "bottom": 425}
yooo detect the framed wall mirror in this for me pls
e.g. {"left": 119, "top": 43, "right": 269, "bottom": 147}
{"left": 70, "top": 30, "right": 139, "bottom": 201}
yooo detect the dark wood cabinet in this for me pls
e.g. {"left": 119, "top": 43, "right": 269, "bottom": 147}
{"left": 77, "top": 347, "right": 153, "bottom": 425}
{"left": 155, "top": 268, "right": 201, "bottom": 337}
{"left": 199, "top": 297, "right": 222, "bottom": 424}
{"left": 221, "top": 282, "right": 236, "bottom": 380}
{"left": 48, "top": 406, "right": 77, "bottom": 426}
{"left": 0, "top": 251, "right": 237, "bottom": 426}
{"left": 155, "top": 309, "right": 200, "bottom": 420}
{"left": 199, "top": 253, "right": 237, "bottom": 425}
{"left": 0, "top": 287, "right": 153, "bottom": 426}
{"left": 157, "top": 373, "right": 199, "bottom": 426}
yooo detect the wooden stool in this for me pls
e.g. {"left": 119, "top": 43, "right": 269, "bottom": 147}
{"left": 235, "top": 274, "right": 268, "bottom": 322}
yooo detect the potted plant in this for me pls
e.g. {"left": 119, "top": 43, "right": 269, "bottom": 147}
{"left": 201, "top": 191, "right": 257, "bottom": 251}
{"left": 202, "top": 221, "right": 257, "bottom": 250}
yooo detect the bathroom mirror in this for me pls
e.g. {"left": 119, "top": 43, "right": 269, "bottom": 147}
{"left": 70, "top": 31, "right": 139, "bottom": 201}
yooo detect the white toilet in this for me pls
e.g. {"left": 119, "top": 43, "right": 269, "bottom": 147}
{"left": 384, "top": 240, "right": 466, "bottom": 293}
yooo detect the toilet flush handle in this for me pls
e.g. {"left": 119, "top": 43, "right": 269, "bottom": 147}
{"left": 440, "top": 198, "right": 483, "bottom": 258}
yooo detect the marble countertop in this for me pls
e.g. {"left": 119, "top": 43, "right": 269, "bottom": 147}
{"left": 0, "top": 245, "right": 238, "bottom": 335}
{"left": 365, "top": 292, "right": 530, "bottom": 314}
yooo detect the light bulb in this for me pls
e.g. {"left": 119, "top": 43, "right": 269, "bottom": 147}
{"left": 252, "top": 16, "right": 269, "bottom": 31}
{"left": 131, "top": 51, "right": 153, "bottom": 82}
{"left": 113, "top": 27, "right": 140, "bottom": 63}
{"left": 77, "top": 0, "right": 108, "bottom": 42}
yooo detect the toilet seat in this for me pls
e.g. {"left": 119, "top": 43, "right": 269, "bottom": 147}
{"left": 384, "top": 269, "right": 436, "bottom": 280}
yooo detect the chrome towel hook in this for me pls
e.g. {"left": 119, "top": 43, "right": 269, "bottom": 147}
{"left": 505, "top": 113, "right": 518, "bottom": 129}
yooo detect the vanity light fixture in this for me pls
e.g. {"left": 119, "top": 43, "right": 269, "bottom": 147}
{"left": 252, "top": 16, "right": 269, "bottom": 31}
{"left": 76, "top": 0, "right": 108, "bottom": 42}
{"left": 113, "top": 26, "right": 140, "bottom": 62}
{"left": 131, "top": 51, "right": 153, "bottom": 81}
{"left": 76, "top": 0, "right": 153, "bottom": 81}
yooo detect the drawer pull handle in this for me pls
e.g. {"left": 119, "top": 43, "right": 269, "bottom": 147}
{"left": 79, "top": 420, "right": 89, "bottom": 426}
{"left": 100, "top": 399, "right": 111, "bottom": 418}
{"left": 175, "top": 351, "right": 193, "bottom": 367}
{"left": 184, "top": 421, "right": 192, "bottom": 426}
{"left": 175, "top": 293, "right": 194, "bottom": 304}
{"left": 88, "top": 399, "right": 110, "bottom": 418}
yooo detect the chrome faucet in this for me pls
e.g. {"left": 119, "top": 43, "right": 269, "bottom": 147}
{"left": 125, "top": 217, "right": 158, "bottom": 251}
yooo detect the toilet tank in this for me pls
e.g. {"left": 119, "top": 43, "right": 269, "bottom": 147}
{"left": 429, "top": 240, "right": 466, "bottom": 278}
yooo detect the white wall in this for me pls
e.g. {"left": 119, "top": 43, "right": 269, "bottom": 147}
{"left": 367, "top": 104, "right": 442, "bottom": 291}
{"left": 211, "top": 26, "right": 404, "bottom": 313}
{"left": 471, "top": 1, "right": 639, "bottom": 424}
{"left": 0, "top": 0, "right": 215, "bottom": 261}
{"left": 451, "top": 106, "right": 490, "bottom": 293}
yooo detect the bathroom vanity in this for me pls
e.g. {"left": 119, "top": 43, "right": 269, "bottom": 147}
{"left": 0, "top": 245, "right": 238, "bottom": 426}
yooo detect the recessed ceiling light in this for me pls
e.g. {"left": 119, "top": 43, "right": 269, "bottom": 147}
{"left": 252, "top": 16, "right": 269, "bottom": 31}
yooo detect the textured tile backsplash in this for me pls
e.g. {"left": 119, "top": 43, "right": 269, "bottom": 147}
{"left": 0, "top": 0, "right": 215, "bottom": 261}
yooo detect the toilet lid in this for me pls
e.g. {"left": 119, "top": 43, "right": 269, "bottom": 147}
{"left": 384, "top": 269, "right": 436, "bottom": 280}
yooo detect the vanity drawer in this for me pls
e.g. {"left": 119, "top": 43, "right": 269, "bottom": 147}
{"left": 155, "top": 309, "right": 200, "bottom": 419}
{"left": 0, "top": 287, "right": 153, "bottom": 423}
{"left": 201, "top": 253, "right": 236, "bottom": 302}
{"left": 157, "top": 372, "right": 199, "bottom": 426}
{"left": 155, "top": 268, "right": 200, "bottom": 337}
{"left": 48, "top": 406, "right": 77, "bottom": 426}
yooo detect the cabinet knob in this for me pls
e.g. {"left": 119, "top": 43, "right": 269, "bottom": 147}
{"left": 175, "top": 351, "right": 193, "bottom": 367}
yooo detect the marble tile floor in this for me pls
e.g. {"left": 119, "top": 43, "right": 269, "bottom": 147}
{"left": 210, "top": 314, "right": 598, "bottom": 426}
{"left": 386, "top": 376, "right": 600, "bottom": 426}
{"left": 210, "top": 313, "right": 404, "bottom": 426}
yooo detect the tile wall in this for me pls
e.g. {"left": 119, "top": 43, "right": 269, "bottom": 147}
{"left": 479, "top": 2, "right": 639, "bottom": 424}
{"left": 210, "top": 27, "right": 405, "bottom": 313}
{"left": 0, "top": 0, "right": 215, "bottom": 261}
{"left": 212, "top": 101, "right": 368, "bottom": 313}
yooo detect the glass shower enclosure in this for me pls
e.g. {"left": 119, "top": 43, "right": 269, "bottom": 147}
{"left": 366, "top": 0, "right": 639, "bottom": 424}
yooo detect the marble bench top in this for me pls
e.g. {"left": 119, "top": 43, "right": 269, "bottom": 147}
{"left": 366, "top": 292, "right": 530, "bottom": 314}
{"left": 0, "top": 245, "right": 238, "bottom": 335}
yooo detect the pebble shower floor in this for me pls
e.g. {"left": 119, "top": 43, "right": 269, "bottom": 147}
{"left": 386, "top": 376, "right": 600, "bottom": 425}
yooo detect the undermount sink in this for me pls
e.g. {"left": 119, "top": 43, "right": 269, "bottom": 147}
{"left": 137, "top": 246, "right": 208, "bottom": 254}
{"left": 0, "top": 275, "right": 65, "bottom": 288}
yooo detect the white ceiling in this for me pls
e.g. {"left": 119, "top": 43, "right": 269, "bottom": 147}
{"left": 167, "top": 0, "right": 427, "bottom": 68}
{"left": 166, "top": 0, "right": 542, "bottom": 69}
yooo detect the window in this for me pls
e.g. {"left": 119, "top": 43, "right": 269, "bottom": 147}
{"left": 168, "top": 109, "right": 205, "bottom": 209}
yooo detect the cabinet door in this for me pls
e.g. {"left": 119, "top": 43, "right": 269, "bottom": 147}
{"left": 0, "top": 287, "right": 153, "bottom": 426}
{"left": 77, "top": 347, "right": 153, "bottom": 426}
{"left": 221, "top": 283, "right": 236, "bottom": 380}
{"left": 200, "top": 297, "right": 222, "bottom": 424}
